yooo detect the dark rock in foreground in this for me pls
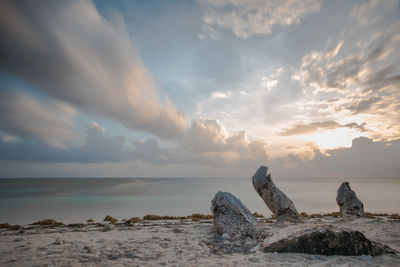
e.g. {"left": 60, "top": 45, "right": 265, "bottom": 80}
{"left": 337, "top": 182, "right": 364, "bottom": 217}
{"left": 264, "top": 225, "right": 396, "bottom": 256}
{"left": 211, "top": 191, "right": 257, "bottom": 238}
{"left": 252, "top": 166, "right": 300, "bottom": 222}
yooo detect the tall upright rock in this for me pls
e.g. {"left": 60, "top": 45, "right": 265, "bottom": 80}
{"left": 336, "top": 182, "right": 364, "bottom": 217}
{"left": 211, "top": 191, "right": 257, "bottom": 238}
{"left": 252, "top": 166, "right": 300, "bottom": 222}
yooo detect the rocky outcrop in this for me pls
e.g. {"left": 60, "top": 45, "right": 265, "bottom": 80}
{"left": 211, "top": 191, "right": 257, "bottom": 238}
{"left": 252, "top": 166, "right": 300, "bottom": 222}
{"left": 336, "top": 182, "right": 364, "bottom": 217}
{"left": 263, "top": 225, "right": 395, "bottom": 256}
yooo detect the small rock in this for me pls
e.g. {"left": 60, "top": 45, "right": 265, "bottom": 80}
{"left": 248, "top": 257, "right": 259, "bottom": 262}
{"left": 53, "top": 238, "right": 64, "bottom": 245}
{"left": 172, "top": 228, "right": 182, "bottom": 233}
{"left": 107, "top": 254, "right": 118, "bottom": 260}
{"left": 83, "top": 246, "right": 93, "bottom": 253}
{"left": 101, "top": 225, "right": 111, "bottom": 232}
{"left": 221, "top": 233, "right": 230, "bottom": 240}
{"left": 159, "top": 242, "right": 169, "bottom": 249}
{"left": 250, "top": 244, "right": 260, "bottom": 253}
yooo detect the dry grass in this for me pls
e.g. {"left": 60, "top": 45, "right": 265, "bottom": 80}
{"left": 323, "top": 212, "right": 340, "bottom": 218}
{"left": 300, "top": 212, "right": 309, "bottom": 218}
{"left": 142, "top": 214, "right": 213, "bottom": 221}
{"left": 32, "top": 219, "right": 63, "bottom": 226}
{"left": 103, "top": 215, "right": 118, "bottom": 224}
{"left": 364, "top": 212, "right": 375, "bottom": 218}
{"left": 253, "top": 212, "right": 264, "bottom": 218}
{"left": 0, "top": 223, "right": 21, "bottom": 230}
{"left": 310, "top": 213, "right": 323, "bottom": 218}
{"left": 87, "top": 218, "right": 94, "bottom": 223}
{"left": 188, "top": 213, "right": 213, "bottom": 220}
{"left": 124, "top": 217, "right": 142, "bottom": 224}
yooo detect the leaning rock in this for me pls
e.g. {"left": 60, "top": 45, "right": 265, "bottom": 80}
{"left": 211, "top": 191, "right": 257, "bottom": 238}
{"left": 263, "top": 225, "right": 396, "bottom": 256}
{"left": 336, "top": 182, "right": 364, "bottom": 217}
{"left": 252, "top": 166, "right": 300, "bottom": 222}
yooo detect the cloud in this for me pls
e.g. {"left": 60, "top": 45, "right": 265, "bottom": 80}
{"left": 199, "top": 0, "right": 321, "bottom": 39}
{"left": 273, "top": 137, "right": 400, "bottom": 177}
{"left": 0, "top": 0, "right": 185, "bottom": 140}
{"left": 210, "top": 90, "right": 232, "bottom": 99}
{"left": 350, "top": 0, "right": 398, "bottom": 27}
{"left": 293, "top": 26, "right": 400, "bottom": 95}
{"left": 291, "top": 3, "right": 400, "bottom": 142}
{"left": 0, "top": 119, "right": 268, "bottom": 171}
{"left": 0, "top": 91, "right": 76, "bottom": 149}
{"left": 345, "top": 96, "right": 383, "bottom": 114}
{"left": 279, "top": 120, "right": 369, "bottom": 136}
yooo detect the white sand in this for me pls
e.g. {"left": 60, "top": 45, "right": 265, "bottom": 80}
{"left": 1, "top": 216, "right": 399, "bottom": 266}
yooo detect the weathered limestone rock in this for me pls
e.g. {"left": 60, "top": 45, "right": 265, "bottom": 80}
{"left": 252, "top": 166, "right": 300, "bottom": 222}
{"left": 263, "top": 225, "right": 396, "bottom": 256}
{"left": 336, "top": 182, "right": 364, "bottom": 217}
{"left": 211, "top": 191, "right": 257, "bottom": 238}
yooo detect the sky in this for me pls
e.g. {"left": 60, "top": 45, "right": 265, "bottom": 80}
{"left": 0, "top": 0, "right": 399, "bottom": 178}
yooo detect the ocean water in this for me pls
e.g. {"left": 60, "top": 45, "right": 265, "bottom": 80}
{"left": 0, "top": 177, "right": 399, "bottom": 224}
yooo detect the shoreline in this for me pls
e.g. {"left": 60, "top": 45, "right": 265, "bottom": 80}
{"left": 1, "top": 214, "right": 399, "bottom": 266}
{"left": 2, "top": 211, "right": 399, "bottom": 229}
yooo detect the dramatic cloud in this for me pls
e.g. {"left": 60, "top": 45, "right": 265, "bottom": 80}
{"left": 279, "top": 121, "right": 369, "bottom": 136}
{"left": 0, "top": 91, "right": 76, "bottom": 149}
{"left": 273, "top": 137, "right": 400, "bottom": 177}
{"left": 290, "top": 0, "right": 400, "bottom": 143}
{"left": 0, "top": 119, "right": 268, "bottom": 170}
{"left": 199, "top": 0, "right": 321, "bottom": 39}
{"left": 0, "top": 0, "right": 185, "bottom": 140}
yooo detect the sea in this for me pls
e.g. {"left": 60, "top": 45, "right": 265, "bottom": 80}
{"left": 0, "top": 177, "right": 399, "bottom": 224}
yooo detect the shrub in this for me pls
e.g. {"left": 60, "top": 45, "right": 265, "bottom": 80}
{"left": 32, "top": 219, "right": 63, "bottom": 226}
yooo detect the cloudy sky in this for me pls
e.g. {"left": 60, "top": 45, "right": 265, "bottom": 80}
{"left": 0, "top": 0, "right": 399, "bottom": 178}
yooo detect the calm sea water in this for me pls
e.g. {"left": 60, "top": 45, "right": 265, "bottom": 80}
{"left": 0, "top": 177, "right": 399, "bottom": 224}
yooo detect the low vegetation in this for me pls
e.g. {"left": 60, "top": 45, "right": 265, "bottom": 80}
{"left": 32, "top": 219, "right": 63, "bottom": 226}
{"left": 0, "top": 223, "right": 21, "bottom": 230}
{"left": 252, "top": 212, "right": 264, "bottom": 218}
{"left": 142, "top": 214, "right": 213, "bottom": 221}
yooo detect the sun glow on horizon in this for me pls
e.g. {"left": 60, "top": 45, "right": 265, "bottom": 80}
{"left": 298, "top": 128, "right": 366, "bottom": 150}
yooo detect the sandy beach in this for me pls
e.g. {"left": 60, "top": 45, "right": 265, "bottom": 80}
{"left": 1, "top": 215, "right": 399, "bottom": 266}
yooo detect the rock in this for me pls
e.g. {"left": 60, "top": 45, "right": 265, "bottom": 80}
{"left": 172, "top": 228, "right": 182, "bottom": 233}
{"left": 336, "top": 182, "right": 364, "bottom": 217}
{"left": 221, "top": 233, "right": 230, "bottom": 240}
{"left": 83, "top": 246, "right": 93, "bottom": 253}
{"left": 252, "top": 166, "right": 300, "bottom": 222}
{"left": 211, "top": 191, "right": 257, "bottom": 238}
{"left": 53, "top": 238, "right": 64, "bottom": 245}
{"left": 101, "top": 225, "right": 111, "bottom": 232}
{"left": 159, "top": 242, "right": 169, "bottom": 249}
{"left": 263, "top": 225, "right": 396, "bottom": 256}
